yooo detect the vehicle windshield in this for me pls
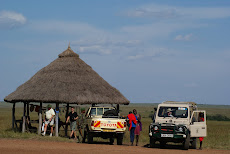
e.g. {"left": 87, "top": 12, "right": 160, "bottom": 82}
{"left": 158, "top": 107, "right": 188, "bottom": 118}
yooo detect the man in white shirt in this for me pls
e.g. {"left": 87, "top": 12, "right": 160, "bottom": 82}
{"left": 42, "top": 104, "right": 55, "bottom": 136}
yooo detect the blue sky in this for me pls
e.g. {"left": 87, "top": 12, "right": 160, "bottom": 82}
{"left": 0, "top": 0, "right": 230, "bottom": 105}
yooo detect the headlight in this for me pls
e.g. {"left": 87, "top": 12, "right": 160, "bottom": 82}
{"left": 154, "top": 126, "right": 158, "bottom": 130}
{"left": 178, "top": 127, "right": 183, "bottom": 132}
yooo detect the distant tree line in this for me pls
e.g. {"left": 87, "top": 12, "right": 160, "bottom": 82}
{"left": 207, "top": 114, "right": 230, "bottom": 121}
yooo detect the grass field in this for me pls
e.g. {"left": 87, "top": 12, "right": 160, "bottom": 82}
{"left": 0, "top": 102, "right": 229, "bottom": 150}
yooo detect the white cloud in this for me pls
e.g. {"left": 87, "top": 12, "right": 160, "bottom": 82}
{"left": 128, "top": 54, "right": 144, "bottom": 60}
{"left": 174, "top": 34, "right": 193, "bottom": 41}
{"left": 126, "top": 6, "right": 177, "bottom": 19}
{"left": 71, "top": 38, "right": 142, "bottom": 55}
{"left": 127, "top": 48, "right": 172, "bottom": 60}
{"left": 0, "top": 11, "right": 26, "bottom": 28}
{"left": 124, "top": 4, "right": 230, "bottom": 20}
{"left": 72, "top": 38, "right": 141, "bottom": 47}
{"left": 79, "top": 45, "right": 112, "bottom": 55}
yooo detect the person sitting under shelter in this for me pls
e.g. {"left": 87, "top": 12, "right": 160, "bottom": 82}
{"left": 42, "top": 104, "right": 55, "bottom": 137}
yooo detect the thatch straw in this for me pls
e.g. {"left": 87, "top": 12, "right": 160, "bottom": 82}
{"left": 4, "top": 46, "right": 129, "bottom": 105}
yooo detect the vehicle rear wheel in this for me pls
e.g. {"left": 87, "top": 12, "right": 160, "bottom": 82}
{"left": 191, "top": 138, "right": 197, "bottom": 149}
{"left": 160, "top": 141, "right": 166, "bottom": 148}
{"left": 109, "top": 138, "right": 114, "bottom": 145}
{"left": 87, "top": 132, "right": 93, "bottom": 144}
{"left": 117, "top": 134, "right": 123, "bottom": 145}
{"left": 150, "top": 137, "right": 155, "bottom": 148}
{"left": 183, "top": 134, "right": 190, "bottom": 150}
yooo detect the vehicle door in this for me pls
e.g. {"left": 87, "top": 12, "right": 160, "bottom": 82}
{"left": 190, "top": 110, "right": 207, "bottom": 137}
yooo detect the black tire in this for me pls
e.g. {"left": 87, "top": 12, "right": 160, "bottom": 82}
{"left": 87, "top": 132, "right": 93, "bottom": 144}
{"left": 109, "top": 138, "right": 114, "bottom": 145}
{"left": 183, "top": 134, "right": 190, "bottom": 150}
{"left": 103, "top": 110, "right": 118, "bottom": 116}
{"left": 150, "top": 137, "right": 155, "bottom": 148}
{"left": 160, "top": 141, "right": 166, "bottom": 149}
{"left": 117, "top": 134, "right": 123, "bottom": 145}
{"left": 191, "top": 138, "right": 197, "bottom": 149}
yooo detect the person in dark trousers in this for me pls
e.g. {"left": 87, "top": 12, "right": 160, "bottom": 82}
{"left": 66, "top": 107, "right": 78, "bottom": 139}
{"left": 133, "top": 109, "right": 142, "bottom": 146}
{"left": 127, "top": 111, "right": 137, "bottom": 146}
{"left": 152, "top": 107, "right": 157, "bottom": 123}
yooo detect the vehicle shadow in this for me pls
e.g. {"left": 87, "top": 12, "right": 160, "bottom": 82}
{"left": 81, "top": 140, "right": 130, "bottom": 146}
{"left": 143, "top": 143, "right": 187, "bottom": 150}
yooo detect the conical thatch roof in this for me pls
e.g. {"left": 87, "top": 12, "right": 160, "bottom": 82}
{"left": 4, "top": 45, "right": 129, "bottom": 105}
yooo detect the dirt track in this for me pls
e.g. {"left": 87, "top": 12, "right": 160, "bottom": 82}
{"left": 0, "top": 139, "right": 228, "bottom": 154}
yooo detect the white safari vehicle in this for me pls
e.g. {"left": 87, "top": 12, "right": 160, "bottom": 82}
{"left": 82, "top": 106, "right": 126, "bottom": 145}
{"left": 149, "top": 101, "right": 207, "bottom": 150}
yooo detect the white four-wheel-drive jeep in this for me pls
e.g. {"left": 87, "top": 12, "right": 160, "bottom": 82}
{"left": 149, "top": 101, "right": 207, "bottom": 150}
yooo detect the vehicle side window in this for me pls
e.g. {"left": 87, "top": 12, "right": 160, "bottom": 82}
{"left": 198, "top": 112, "right": 205, "bottom": 122}
{"left": 97, "top": 108, "right": 103, "bottom": 115}
{"left": 191, "top": 112, "right": 198, "bottom": 123}
{"left": 90, "top": 108, "right": 96, "bottom": 115}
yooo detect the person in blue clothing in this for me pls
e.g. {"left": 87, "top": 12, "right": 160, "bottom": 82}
{"left": 127, "top": 111, "right": 137, "bottom": 146}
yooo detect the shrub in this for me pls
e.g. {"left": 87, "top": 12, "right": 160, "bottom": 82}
{"left": 207, "top": 114, "right": 230, "bottom": 121}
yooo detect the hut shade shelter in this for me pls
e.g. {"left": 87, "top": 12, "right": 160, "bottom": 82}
{"left": 4, "top": 45, "right": 130, "bottom": 136}
{"left": 4, "top": 46, "right": 129, "bottom": 104}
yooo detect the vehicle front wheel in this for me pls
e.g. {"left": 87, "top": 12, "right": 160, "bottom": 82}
{"left": 183, "top": 134, "right": 190, "bottom": 150}
{"left": 150, "top": 137, "right": 155, "bottom": 148}
{"left": 191, "top": 138, "right": 197, "bottom": 149}
{"left": 160, "top": 141, "right": 166, "bottom": 148}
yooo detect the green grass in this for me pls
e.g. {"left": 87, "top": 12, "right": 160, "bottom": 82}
{"left": 0, "top": 102, "right": 230, "bottom": 149}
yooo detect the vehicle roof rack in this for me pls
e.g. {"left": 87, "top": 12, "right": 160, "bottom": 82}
{"left": 162, "top": 101, "right": 197, "bottom": 107}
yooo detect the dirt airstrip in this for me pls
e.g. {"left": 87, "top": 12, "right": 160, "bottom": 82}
{"left": 0, "top": 139, "right": 228, "bottom": 154}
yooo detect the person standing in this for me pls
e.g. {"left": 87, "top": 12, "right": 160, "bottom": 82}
{"left": 152, "top": 107, "right": 157, "bottom": 123}
{"left": 133, "top": 109, "right": 142, "bottom": 146}
{"left": 42, "top": 104, "right": 55, "bottom": 137}
{"left": 127, "top": 111, "right": 137, "bottom": 146}
{"left": 198, "top": 112, "right": 205, "bottom": 150}
{"left": 66, "top": 107, "right": 78, "bottom": 139}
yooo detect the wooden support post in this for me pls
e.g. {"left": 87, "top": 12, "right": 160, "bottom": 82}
{"left": 55, "top": 103, "right": 59, "bottom": 137}
{"left": 117, "top": 104, "right": 120, "bottom": 116}
{"left": 38, "top": 102, "right": 42, "bottom": 135}
{"left": 65, "top": 103, "right": 69, "bottom": 137}
{"left": 12, "top": 103, "right": 15, "bottom": 130}
{"left": 22, "top": 102, "right": 26, "bottom": 133}
{"left": 27, "top": 102, "right": 29, "bottom": 117}
{"left": 26, "top": 102, "right": 29, "bottom": 131}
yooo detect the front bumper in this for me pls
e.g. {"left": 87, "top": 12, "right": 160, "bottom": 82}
{"left": 149, "top": 123, "right": 188, "bottom": 139}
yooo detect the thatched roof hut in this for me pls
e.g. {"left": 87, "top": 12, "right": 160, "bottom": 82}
{"left": 4, "top": 45, "right": 129, "bottom": 105}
